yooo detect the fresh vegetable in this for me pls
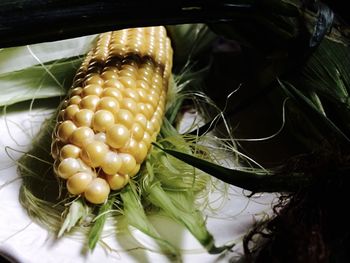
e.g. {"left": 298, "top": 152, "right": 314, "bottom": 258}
{"left": 16, "top": 25, "right": 234, "bottom": 258}
{"left": 51, "top": 26, "right": 173, "bottom": 204}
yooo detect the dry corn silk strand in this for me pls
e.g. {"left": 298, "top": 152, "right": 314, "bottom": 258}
{"left": 17, "top": 26, "right": 234, "bottom": 258}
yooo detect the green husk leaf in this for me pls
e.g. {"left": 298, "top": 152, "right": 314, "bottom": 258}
{"left": 154, "top": 144, "right": 312, "bottom": 193}
{"left": 88, "top": 196, "right": 115, "bottom": 250}
{"left": 0, "top": 35, "right": 96, "bottom": 74}
{"left": 300, "top": 39, "right": 350, "bottom": 105}
{"left": 290, "top": 39, "right": 350, "bottom": 141}
{"left": 143, "top": 167, "right": 234, "bottom": 254}
{"left": 153, "top": 119, "right": 210, "bottom": 192}
{"left": 278, "top": 79, "right": 350, "bottom": 146}
{"left": 58, "top": 199, "right": 88, "bottom": 237}
{"left": 0, "top": 57, "right": 82, "bottom": 106}
{"left": 120, "top": 185, "right": 179, "bottom": 258}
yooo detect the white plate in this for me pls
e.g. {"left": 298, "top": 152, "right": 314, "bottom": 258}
{"left": 0, "top": 104, "right": 276, "bottom": 263}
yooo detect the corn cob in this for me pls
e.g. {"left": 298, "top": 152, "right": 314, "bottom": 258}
{"left": 51, "top": 27, "right": 173, "bottom": 204}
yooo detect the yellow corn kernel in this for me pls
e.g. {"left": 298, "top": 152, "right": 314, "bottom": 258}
{"left": 59, "top": 144, "right": 81, "bottom": 160}
{"left": 57, "top": 157, "right": 84, "bottom": 179}
{"left": 74, "top": 109, "right": 94, "bottom": 127}
{"left": 92, "top": 110, "right": 115, "bottom": 132}
{"left": 67, "top": 172, "right": 93, "bottom": 195}
{"left": 64, "top": 104, "right": 80, "bottom": 120}
{"left": 80, "top": 141, "right": 109, "bottom": 168}
{"left": 106, "top": 173, "right": 129, "bottom": 190}
{"left": 101, "top": 151, "right": 122, "bottom": 175}
{"left": 52, "top": 26, "right": 173, "bottom": 204}
{"left": 106, "top": 124, "right": 130, "bottom": 148}
{"left": 84, "top": 178, "right": 110, "bottom": 204}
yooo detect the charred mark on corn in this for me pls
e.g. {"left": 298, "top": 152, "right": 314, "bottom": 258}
{"left": 51, "top": 27, "right": 173, "bottom": 204}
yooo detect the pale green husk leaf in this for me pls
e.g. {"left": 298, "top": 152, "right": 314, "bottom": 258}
{"left": 58, "top": 199, "right": 89, "bottom": 237}
{"left": 0, "top": 35, "right": 96, "bottom": 74}
{"left": 0, "top": 57, "right": 82, "bottom": 106}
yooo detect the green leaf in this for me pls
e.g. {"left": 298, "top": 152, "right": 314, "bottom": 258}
{"left": 88, "top": 196, "right": 115, "bottom": 250}
{"left": 300, "top": 39, "right": 350, "bottom": 102}
{"left": 0, "top": 35, "right": 96, "bottom": 74}
{"left": 120, "top": 185, "right": 179, "bottom": 259}
{"left": 58, "top": 199, "right": 88, "bottom": 237}
{"left": 154, "top": 143, "right": 311, "bottom": 192}
{"left": 144, "top": 179, "right": 234, "bottom": 254}
{"left": 294, "top": 39, "right": 350, "bottom": 137}
{"left": 0, "top": 56, "right": 82, "bottom": 106}
{"left": 279, "top": 80, "right": 350, "bottom": 146}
